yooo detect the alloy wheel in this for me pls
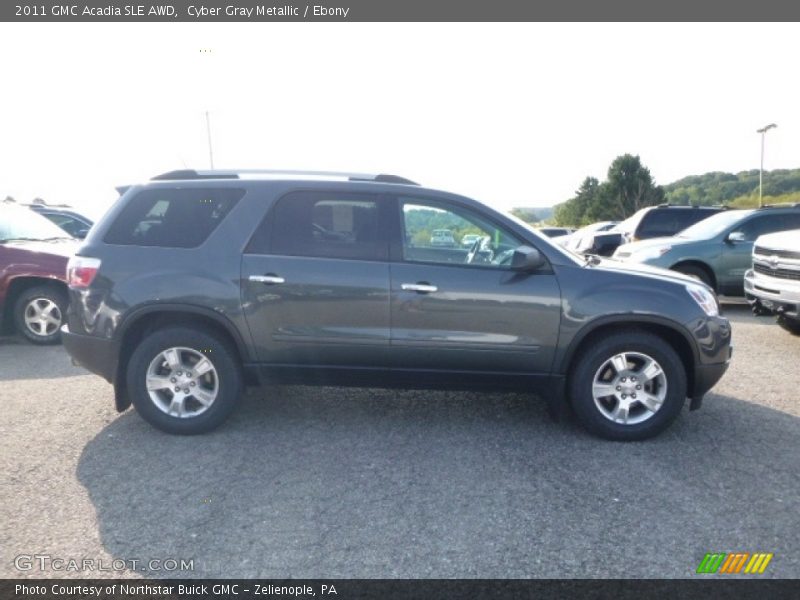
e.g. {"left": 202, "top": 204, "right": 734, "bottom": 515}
{"left": 23, "top": 297, "right": 62, "bottom": 338}
{"left": 591, "top": 351, "right": 668, "bottom": 425}
{"left": 145, "top": 347, "right": 219, "bottom": 418}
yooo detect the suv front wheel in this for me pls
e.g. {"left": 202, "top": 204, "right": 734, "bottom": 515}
{"left": 569, "top": 331, "right": 687, "bottom": 441}
{"left": 127, "top": 326, "right": 243, "bottom": 434}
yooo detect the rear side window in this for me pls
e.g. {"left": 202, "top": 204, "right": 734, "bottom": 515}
{"left": 248, "top": 191, "right": 387, "bottom": 261}
{"left": 638, "top": 209, "right": 718, "bottom": 238}
{"left": 104, "top": 188, "right": 244, "bottom": 248}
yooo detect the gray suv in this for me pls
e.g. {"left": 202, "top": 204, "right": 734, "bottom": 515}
{"left": 63, "top": 170, "right": 731, "bottom": 441}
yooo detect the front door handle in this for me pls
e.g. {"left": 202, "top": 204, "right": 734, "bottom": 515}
{"left": 401, "top": 282, "right": 438, "bottom": 293}
{"left": 249, "top": 274, "right": 285, "bottom": 285}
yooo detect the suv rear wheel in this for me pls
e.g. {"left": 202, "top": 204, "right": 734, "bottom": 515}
{"left": 13, "top": 285, "right": 67, "bottom": 345}
{"left": 127, "top": 326, "right": 243, "bottom": 434}
{"left": 569, "top": 331, "right": 687, "bottom": 441}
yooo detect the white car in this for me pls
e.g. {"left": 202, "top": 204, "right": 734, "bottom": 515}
{"left": 460, "top": 233, "right": 483, "bottom": 248}
{"left": 744, "top": 228, "right": 800, "bottom": 334}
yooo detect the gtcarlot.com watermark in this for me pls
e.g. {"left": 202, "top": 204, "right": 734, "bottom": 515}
{"left": 14, "top": 554, "right": 194, "bottom": 573}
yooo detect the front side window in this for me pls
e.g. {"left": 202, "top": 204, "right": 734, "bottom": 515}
{"left": 735, "top": 213, "right": 800, "bottom": 241}
{"left": 400, "top": 199, "right": 523, "bottom": 268}
{"left": 104, "top": 187, "right": 244, "bottom": 248}
{"left": 263, "top": 192, "right": 387, "bottom": 261}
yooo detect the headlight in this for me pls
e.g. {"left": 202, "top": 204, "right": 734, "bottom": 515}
{"left": 686, "top": 283, "right": 719, "bottom": 317}
{"left": 630, "top": 245, "right": 672, "bottom": 262}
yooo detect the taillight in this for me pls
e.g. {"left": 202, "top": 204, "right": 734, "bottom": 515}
{"left": 67, "top": 256, "right": 101, "bottom": 288}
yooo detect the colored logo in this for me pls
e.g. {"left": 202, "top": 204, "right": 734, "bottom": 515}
{"left": 696, "top": 552, "right": 773, "bottom": 574}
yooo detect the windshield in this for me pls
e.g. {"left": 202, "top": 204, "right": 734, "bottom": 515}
{"left": 0, "top": 206, "right": 73, "bottom": 241}
{"left": 676, "top": 210, "right": 752, "bottom": 239}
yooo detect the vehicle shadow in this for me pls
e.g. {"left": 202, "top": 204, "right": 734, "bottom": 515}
{"left": 0, "top": 336, "right": 83, "bottom": 381}
{"left": 76, "top": 386, "right": 800, "bottom": 578}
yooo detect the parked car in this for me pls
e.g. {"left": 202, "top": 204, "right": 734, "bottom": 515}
{"left": 559, "top": 221, "right": 619, "bottom": 254}
{"left": 613, "top": 204, "right": 800, "bottom": 294}
{"left": 0, "top": 204, "right": 78, "bottom": 344}
{"left": 27, "top": 205, "right": 93, "bottom": 239}
{"left": 537, "top": 227, "right": 574, "bottom": 238}
{"left": 616, "top": 205, "right": 726, "bottom": 244}
{"left": 430, "top": 229, "right": 456, "bottom": 247}
{"left": 744, "top": 229, "right": 800, "bottom": 334}
{"left": 63, "top": 169, "right": 731, "bottom": 441}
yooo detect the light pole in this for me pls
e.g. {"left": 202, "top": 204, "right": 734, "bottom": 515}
{"left": 756, "top": 123, "right": 777, "bottom": 207}
{"left": 205, "top": 110, "right": 214, "bottom": 169}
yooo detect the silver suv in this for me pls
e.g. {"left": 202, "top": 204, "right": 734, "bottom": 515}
{"left": 745, "top": 229, "right": 800, "bottom": 333}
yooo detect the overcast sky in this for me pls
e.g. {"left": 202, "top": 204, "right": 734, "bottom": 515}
{"left": 1, "top": 22, "right": 798, "bottom": 217}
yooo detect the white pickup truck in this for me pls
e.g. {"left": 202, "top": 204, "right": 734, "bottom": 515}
{"left": 745, "top": 228, "right": 800, "bottom": 334}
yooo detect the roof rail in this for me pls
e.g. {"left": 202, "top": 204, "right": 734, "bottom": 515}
{"left": 151, "top": 169, "right": 419, "bottom": 185}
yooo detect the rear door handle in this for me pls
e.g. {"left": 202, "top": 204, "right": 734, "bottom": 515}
{"left": 249, "top": 274, "right": 285, "bottom": 285}
{"left": 401, "top": 283, "right": 438, "bottom": 293}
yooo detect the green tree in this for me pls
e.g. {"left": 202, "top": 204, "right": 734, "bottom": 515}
{"left": 604, "top": 154, "right": 664, "bottom": 219}
{"left": 553, "top": 177, "right": 602, "bottom": 226}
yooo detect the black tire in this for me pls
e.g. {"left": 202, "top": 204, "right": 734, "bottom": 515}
{"left": 126, "top": 326, "right": 243, "bottom": 434}
{"left": 568, "top": 330, "right": 687, "bottom": 441}
{"left": 13, "top": 285, "right": 68, "bottom": 345}
{"left": 673, "top": 264, "right": 713, "bottom": 289}
{"left": 777, "top": 315, "right": 800, "bottom": 336}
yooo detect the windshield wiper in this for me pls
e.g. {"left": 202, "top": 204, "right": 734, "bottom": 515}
{"left": 0, "top": 237, "right": 43, "bottom": 243}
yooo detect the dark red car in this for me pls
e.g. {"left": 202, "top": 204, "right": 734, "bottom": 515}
{"left": 0, "top": 204, "right": 79, "bottom": 344}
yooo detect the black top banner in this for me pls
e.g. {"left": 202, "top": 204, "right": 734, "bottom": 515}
{"left": 3, "top": 0, "right": 800, "bottom": 22}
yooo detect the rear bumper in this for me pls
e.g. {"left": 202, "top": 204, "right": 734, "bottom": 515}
{"left": 61, "top": 325, "right": 118, "bottom": 383}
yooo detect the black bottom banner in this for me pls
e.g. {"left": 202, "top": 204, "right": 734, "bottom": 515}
{"left": 3, "top": 579, "right": 800, "bottom": 600}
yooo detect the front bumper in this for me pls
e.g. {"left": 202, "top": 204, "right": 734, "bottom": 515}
{"left": 61, "top": 325, "right": 119, "bottom": 383}
{"left": 684, "top": 314, "right": 732, "bottom": 408}
{"left": 691, "top": 354, "right": 731, "bottom": 403}
{"left": 745, "top": 269, "right": 800, "bottom": 320}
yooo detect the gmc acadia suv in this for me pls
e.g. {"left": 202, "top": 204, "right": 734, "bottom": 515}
{"left": 63, "top": 169, "right": 732, "bottom": 440}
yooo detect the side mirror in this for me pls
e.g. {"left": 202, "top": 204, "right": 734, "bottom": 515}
{"left": 76, "top": 229, "right": 89, "bottom": 239}
{"left": 727, "top": 231, "right": 746, "bottom": 243}
{"left": 511, "top": 245, "right": 546, "bottom": 271}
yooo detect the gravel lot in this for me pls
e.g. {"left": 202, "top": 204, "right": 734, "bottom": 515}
{"left": 1, "top": 304, "right": 798, "bottom": 579}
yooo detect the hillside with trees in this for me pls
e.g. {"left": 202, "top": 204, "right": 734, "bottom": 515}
{"left": 550, "top": 158, "right": 800, "bottom": 226}
{"left": 664, "top": 168, "right": 800, "bottom": 206}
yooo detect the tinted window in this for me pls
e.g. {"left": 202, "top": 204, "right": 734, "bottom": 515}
{"left": 401, "top": 199, "right": 523, "bottom": 268}
{"left": 638, "top": 209, "right": 719, "bottom": 238}
{"left": 45, "top": 213, "right": 88, "bottom": 237}
{"left": 254, "top": 192, "right": 387, "bottom": 261}
{"left": 104, "top": 188, "right": 243, "bottom": 248}
{"left": 735, "top": 213, "right": 800, "bottom": 241}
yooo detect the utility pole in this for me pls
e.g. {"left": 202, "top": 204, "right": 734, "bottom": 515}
{"left": 756, "top": 123, "right": 777, "bottom": 207}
